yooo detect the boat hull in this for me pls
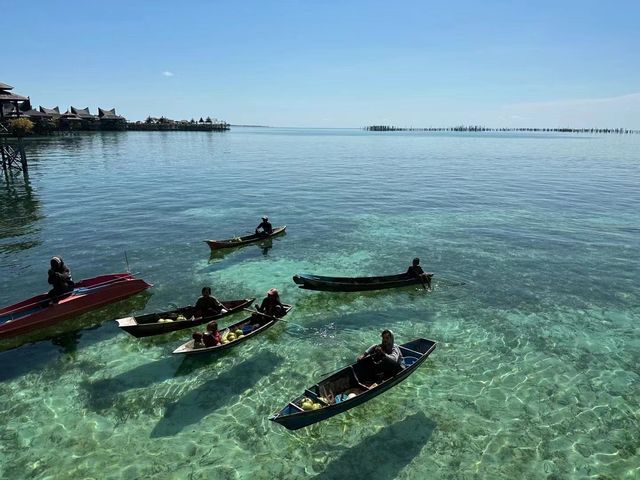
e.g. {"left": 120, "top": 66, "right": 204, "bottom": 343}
{"left": 172, "top": 305, "right": 292, "bottom": 355}
{"left": 0, "top": 274, "right": 152, "bottom": 340}
{"left": 292, "top": 272, "right": 431, "bottom": 292}
{"left": 205, "top": 226, "right": 286, "bottom": 250}
{"left": 116, "top": 298, "right": 254, "bottom": 337}
{"left": 270, "top": 338, "right": 436, "bottom": 430}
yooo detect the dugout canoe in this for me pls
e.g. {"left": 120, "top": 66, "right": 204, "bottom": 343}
{"left": 292, "top": 272, "right": 433, "bottom": 292}
{"left": 0, "top": 273, "right": 152, "bottom": 340}
{"left": 269, "top": 338, "right": 436, "bottom": 430}
{"left": 115, "top": 298, "right": 254, "bottom": 338}
{"left": 205, "top": 226, "right": 286, "bottom": 250}
{"left": 172, "top": 304, "right": 292, "bottom": 355}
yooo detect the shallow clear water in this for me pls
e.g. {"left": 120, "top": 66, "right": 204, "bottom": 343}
{"left": 1, "top": 128, "right": 639, "bottom": 479}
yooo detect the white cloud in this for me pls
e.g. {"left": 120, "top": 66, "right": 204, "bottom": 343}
{"left": 162, "top": 71, "right": 174, "bottom": 77}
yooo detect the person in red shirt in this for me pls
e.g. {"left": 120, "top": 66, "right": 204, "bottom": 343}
{"left": 202, "top": 321, "right": 222, "bottom": 347}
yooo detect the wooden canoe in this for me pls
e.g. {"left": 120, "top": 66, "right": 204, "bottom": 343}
{"left": 269, "top": 338, "right": 436, "bottom": 430}
{"left": 292, "top": 272, "right": 433, "bottom": 292}
{"left": 204, "top": 226, "right": 286, "bottom": 250}
{"left": 115, "top": 298, "right": 255, "bottom": 338}
{"left": 172, "top": 304, "right": 292, "bottom": 355}
{"left": 0, "top": 273, "right": 152, "bottom": 340}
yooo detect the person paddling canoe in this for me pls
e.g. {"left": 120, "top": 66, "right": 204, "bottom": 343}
{"left": 407, "top": 257, "right": 432, "bottom": 291}
{"left": 194, "top": 287, "right": 227, "bottom": 318}
{"left": 255, "top": 216, "right": 273, "bottom": 237}
{"left": 256, "top": 288, "right": 285, "bottom": 318}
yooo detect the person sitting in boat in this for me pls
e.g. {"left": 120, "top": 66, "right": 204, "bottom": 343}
{"left": 47, "top": 256, "right": 75, "bottom": 301}
{"left": 407, "top": 257, "right": 433, "bottom": 291}
{"left": 255, "top": 216, "right": 273, "bottom": 237}
{"left": 357, "top": 329, "right": 404, "bottom": 378}
{"left": 192, "top": 332, "right": 205, "bottom": 348}
{"left": 194, "top": 287, "right": 227, "bottom": 318}
{"left": 256, "top": 288, "right": 285, "bottom": 318}
{"left": 202, "top": 321, "right": 222, "bottom": 347}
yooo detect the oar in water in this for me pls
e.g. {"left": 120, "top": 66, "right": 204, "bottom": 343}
{"left": 242, "top": 308, "right": 306, "bottom": 330}
{"left": 243, "top": 307, "right": 293, "bottom": 322}
{"left": 411, "top": 273, "right": 431, "bottom": 291}
{"left": 243, "top": 307, "right": 275, "bottom": 318}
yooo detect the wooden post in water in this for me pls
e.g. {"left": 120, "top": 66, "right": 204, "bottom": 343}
{"left": 0, "top": 137, "right": 29, "bottom": 179}
{"left": 18, "top": 137, "right": 28, "bottom": 174}
{"left": 0, "top": 139, "right": 6, "bottom": 171}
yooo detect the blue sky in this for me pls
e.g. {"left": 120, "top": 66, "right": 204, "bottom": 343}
{"left": 3, "top": 1, "right": 640, "bottom": 127}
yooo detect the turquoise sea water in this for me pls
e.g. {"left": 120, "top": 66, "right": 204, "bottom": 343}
{"left": 0, "top": 128, "right": 638, "bottom": 479}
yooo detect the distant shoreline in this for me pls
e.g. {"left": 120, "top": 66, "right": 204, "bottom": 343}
{"left": 365, "top": 125, "right": 640, "bottom": 134}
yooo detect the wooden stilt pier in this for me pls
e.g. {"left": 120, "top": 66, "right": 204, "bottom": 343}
{"left": 0, "top": 137, "right": 29, "bottom": 177}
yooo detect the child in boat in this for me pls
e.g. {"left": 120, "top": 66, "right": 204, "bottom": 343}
{"left": 192, "top": 332, "right": 205, "bottom": 348}
{"left": 256, "top": 288, "right": 285, "bottom": 317}
{"left": 194, "top": 287, "right": 227, "bottom": 318}
{"left": 202, "top": 321, "right": 222, "bottom": 347}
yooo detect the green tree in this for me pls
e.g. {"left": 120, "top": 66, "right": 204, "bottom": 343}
{"left": 9, "top": 117, "right": 34, "bottom": 137}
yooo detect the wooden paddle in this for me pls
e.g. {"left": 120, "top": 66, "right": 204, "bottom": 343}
{"left": 243, "top": 307, "right": 276, "bottom": 318}
{"left": 243, "top": 307, "right": 306, "bottom": 330}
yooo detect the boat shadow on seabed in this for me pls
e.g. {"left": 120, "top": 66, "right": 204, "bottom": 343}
{"left": 0, "top": 292, "right": 152, "bottom": 381}
{"left": 150, "top": 351, "right": 284, "bottom": 438}
{"left": 313, "top": 412, "right": 437, "bottom": 480}
{"left": 82, "top": 347, "right": 237, "bottom": 407}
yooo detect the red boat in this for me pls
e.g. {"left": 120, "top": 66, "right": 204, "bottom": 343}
{"left": 0, "top": 273, "right": 152, "bottom": 340}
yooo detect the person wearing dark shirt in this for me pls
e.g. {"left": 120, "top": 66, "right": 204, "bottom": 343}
{"left": 406, "top": 257, "right": 432, "bottom": 291}
{"left": 255, "top": 216, "right": 273, "bottom": 237}
{"left": 256, "top": 288, "right": 285, "bottom": 317}
{"left": 47, "top": 256, "right": 75, "bottom": 300}
{"left": 357, "top": 329, "right": 404, "bottom": 379}
{"left": 192, "top": 332, "right": 205, "bottom": 348}
{"left": 194, "top": 287, "right": 227, "bottom": 318}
